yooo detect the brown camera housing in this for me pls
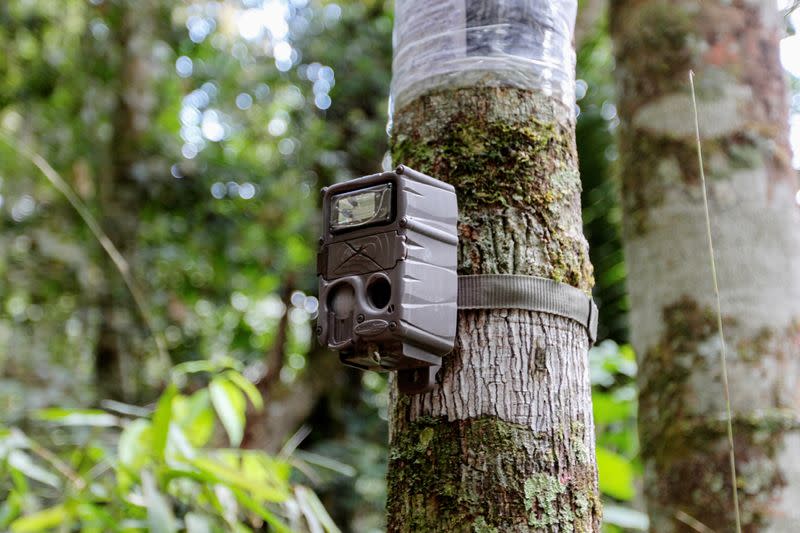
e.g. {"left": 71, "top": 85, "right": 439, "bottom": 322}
{"left": 316, "top": 166, "right": 458, "bottom": 394}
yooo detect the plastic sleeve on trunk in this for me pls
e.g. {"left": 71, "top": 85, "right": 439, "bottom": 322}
{"left": 390, "top": 0, "right": 577, "bottom": 114}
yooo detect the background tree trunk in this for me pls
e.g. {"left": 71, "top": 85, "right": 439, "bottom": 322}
{"left": 95, "top": 0, "right": 163, "bottom": 401}
{"left": 386, "top": 2, "right": 601, "bottom": 530}
{"left": 611, "top": 1, "right": 800, "bottom": 530}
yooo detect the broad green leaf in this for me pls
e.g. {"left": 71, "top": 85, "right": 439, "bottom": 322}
{"left": 166, "top": 424, "right": 196, "bottom": 461}
{"left": 7, "top": 450, "right": 60, "bottom": 489}
{"left": 240, "top": 452, "right": 269, "bottom": 483}
{"left": 118, "top": 419, "right": 151, "bottom": 468}
{"left": 245, "top": 453, "right": 291, "bottom": 484}
{"left": 0, "top": 492, "right": 22, "bottom": 529}
{"left": 141, "top": 470, "right": 177, "bottom": 533}
{"left": 34, "top": 408, "right": 118, "bottom": 427}
{"left": 191, "top": 456, "right": 289, "bottom": 502}
{"left": 152, "top": 385, "right": 178, "bottom": 458}
{"left": 224, "top": 370, "right": 264, "bottom": 411}
{"left": 173, "top": 389, "right": 215, "bottom": 447}
{"left": 10, "top": 504, "right": 70, "bottom": 533}
{"left": 596, "top": 447, "right": 635, "bottom": 501}
{"left": 209, "top": 377, "right": 246, "bottom": 446}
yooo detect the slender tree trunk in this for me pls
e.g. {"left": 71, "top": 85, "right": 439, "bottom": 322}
{"left": 386, "top": 2, "right": 601, "bottom": 530}
{"left": 96, "top": 1, "right": 161, "bottom": 401}
{"left": 611, "top": 1, "right": 800, "bottom": 530}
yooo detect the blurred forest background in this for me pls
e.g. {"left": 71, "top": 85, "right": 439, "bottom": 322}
{"left": 0, "top": 0, "right": 798, "bottom": 531}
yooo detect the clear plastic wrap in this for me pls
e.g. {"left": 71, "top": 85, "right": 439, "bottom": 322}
{"left": 391, "top": 0, "right": 577, "bottom": 113}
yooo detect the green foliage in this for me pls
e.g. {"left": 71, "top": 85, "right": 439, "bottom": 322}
{"left": 576, "top": 15, "right": 628, "bottom": 343}
{"left": 589, "top": 341, "right": 647, "bottom": 532}
{"left": 0, "top": 0, "right": 392, "bottom": 405}
{"left": 0, "top": 363, "right": 339, "bottom": 532}
{"left": 0, "top": 0, "right": 392, "bottom": 529}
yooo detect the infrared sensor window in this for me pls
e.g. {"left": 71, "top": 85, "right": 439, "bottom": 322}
{"left": 330, "top": 183, "right": 392, "bottom": 232}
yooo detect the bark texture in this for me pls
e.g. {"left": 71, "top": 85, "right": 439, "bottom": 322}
{"left": 387, "top": 86, "right": 600, "bottom": 532}
{"left": 611, "top": 1, "right": 800, "bottom": 530}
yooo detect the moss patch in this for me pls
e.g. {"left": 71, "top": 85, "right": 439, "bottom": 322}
{"left": 392, "top": 113, "right": 575, "bottom": 214}
{"left": 386, "top": 416, "right": 600, "bottom": 532}
{"left": 637, "top": 297, "right": 799, "bottom": 531}
{"left": 638, "top": 296, "right": 735, "bottom": 460}
{"left": 391, "top": 87, "right": 591, "bottom": 289}
{"left": 612, "top": 2, "right": 693, "bottom": 110}
{"left": 619, "top": 128, "right": 766, "bottom": 235}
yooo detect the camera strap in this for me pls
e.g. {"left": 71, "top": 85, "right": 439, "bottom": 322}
{"left": 457, "top": 275, "right": 598, "bottom": 345}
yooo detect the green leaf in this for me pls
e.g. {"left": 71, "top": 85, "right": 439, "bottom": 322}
{"left": 592, "top": 392, "right": 634, "bottom": 426}
{"left": 231, "top": 489, "right": 293, "bottom": 533}
{"left": 0, "top": 428, "right": 30, "bottom": 459}
{"left": 7, "top": 450, "right": 60, "bottom": 489}
{"left": 191, "top": 455, "right": 289, "bottom": 502}
{"left": 596, "top": 447, "right": 635, "bottom": 501}
{"left": 170, "top": 360, "right": 217, "bottom": 379}
{"left": 224, "top": 370, "right": 264, "bottom": 411}
{"left": 0, "top": 492, "right": 22, "bottom": 529}
{"left": 75, "top": 502, "right": 115, "bottom": 531}
{"left": 171, "top": 357, "right": 241, "bottom": 381}
{"left": 152, "top": 384, "right": 178, "bottom": 458}
{"left": 174, "top": 390, "right": 214, "bottom": 448}
{"left": 243, "top": 453, "right": 291, "bottom": 484}
{"left": 118, "top": 419, "right": 151, "bottom": 468}
{"left": 209, "top": 377, "right": 246, "bottom": 446}
{"left": 34, "top": 408, "right": 118, "bottom": 427}
{"left": 295, "top": 485, "right": 341, "bottom": 533}
{"left": 292, "top": 450, "right": 356, "bottom": 477}
{"left": 166, "top": 424, "right": 196, "bottom": 460}
{"left": 141, "top": 470, "right": 177, "bottom": 533}
{"left": 10, "top": 504, "right": 70, "bottom": 533}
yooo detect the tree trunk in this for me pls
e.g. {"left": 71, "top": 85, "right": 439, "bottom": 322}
{"left": 95, "top": 1, "right": 161, "bottom": 401}
{"left": 386, "top": 2, "right": 601, "bottom": 530}
{"left": 610, "top": 1, "right": 800, "bottom": 530}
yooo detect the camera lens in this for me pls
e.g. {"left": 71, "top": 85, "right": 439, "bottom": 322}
{"left": 366, "top": 276, "right": 391, "bottom": 310}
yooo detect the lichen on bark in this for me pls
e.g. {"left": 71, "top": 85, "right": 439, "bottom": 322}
{"left": 635, "top": 296, "right": 800, "bottom": 531}
{"left": 387, "top": 416, "right": 600, "bottom": 533}
{"left": 612, "top": 0, "right": 800, "bottom": 530}
{"left": 392, "top": 87, "right": 592, "bottom": 291}
{"left": 612, "top": 0, "right": 795, "bottom": 235}
{"left": 387, "top": 84, "right": 599, "bottom": 531}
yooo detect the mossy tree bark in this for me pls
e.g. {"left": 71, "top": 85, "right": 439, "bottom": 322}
{"left": 386, "top": 17, "right": 601, "bottom": 533}
{"left": 610, "top": 1, "right": 800, "bottom": 531}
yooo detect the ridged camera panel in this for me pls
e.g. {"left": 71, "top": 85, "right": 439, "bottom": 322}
{"left": 316, "top": 166, "right": 458, "bottom": 394}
